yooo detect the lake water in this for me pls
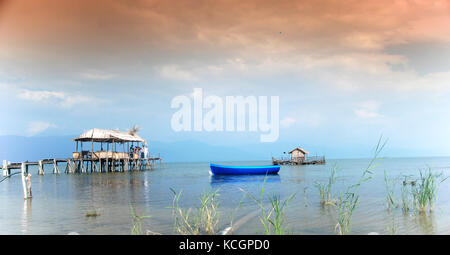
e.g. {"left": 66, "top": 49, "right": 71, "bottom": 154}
{"left": 1, "top": 157, "right": 450, "bottom": 235}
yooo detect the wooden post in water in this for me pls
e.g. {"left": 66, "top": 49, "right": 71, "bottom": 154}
{"left": 80, "top": 142, "right": 84, "bottom": 173}
{"left": 53, "top": 159, "right": 59, "bottom": 174}
{"left": 26, "top": 173, "right": 32, "bottom": 198}
{"left": 38, "top": 160, "right": 44, "bottom": 175}
{"left": 2, "top": 160, "right": 7, "bottom": 177}
{"left": 106, "top": 143, "right": 109, "bottom": 172}
{"left": 91, "top": 140, "right": 94, "bottom": 173}
{"left": 66, "top": 159, "right": 71, "bottom": 173}
{"left": 76, "top": 160, "right": 80, "bottom": 173}
{"left": 113, "top": 140, "right": 116, "bottom": 172}
{"left": 21, "top": 163, "right": 28, "bottom": 199}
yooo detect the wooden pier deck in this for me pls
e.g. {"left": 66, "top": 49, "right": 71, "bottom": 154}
{"left": 272, "top": 156, "right": 325, "bottom": 165}
{"left": 2, "top": 156, "right": 162, "bottom": 177}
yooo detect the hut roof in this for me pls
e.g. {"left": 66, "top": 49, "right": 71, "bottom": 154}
{"left": 288, "top": 147, "right": 309, "bottom": 154}
{"left": 73, "top": 128, "right": 146, "bottom": 143}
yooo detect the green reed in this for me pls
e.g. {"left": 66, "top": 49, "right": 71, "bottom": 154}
{"left": 85, "top": 208, "right": 100, "bottom": 217}
{"left": 130, "top": 203, "right": 151, "bottom": 235}
{"left": 303, "top": 187, "right": 309, "bottom": 207}
{"left": 170, "top": 188, "right": 220, "bottom": 235}
{"left": 335, "top": 136, "right": 386, "bottom": 235}
{"left": 411, "top": 168, "right": 447, "bottom": 213}
{"left": 400, "top": 175, "right": 413, "bottom": 212}
{"left": 386, "top": 214, "right": 398, "bottom": 235}
{"left": 384, "top": 170, "right": 398, "bottom": 211}
{"left": 240, "top": 177, "right": 295, "bottom": 235}
{"left": 314, "top": 165, "right": 338, "bottom": 206}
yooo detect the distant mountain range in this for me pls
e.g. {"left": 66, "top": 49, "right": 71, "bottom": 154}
{"left": 2, "top": 135, "right": 432, "bottom": 163}
{"left": 0, "top": 135, "right": 284, "bottom": 163}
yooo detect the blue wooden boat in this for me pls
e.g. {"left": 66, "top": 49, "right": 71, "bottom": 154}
{"left": 209, "top": 163, "right": 280, "bottom": 175}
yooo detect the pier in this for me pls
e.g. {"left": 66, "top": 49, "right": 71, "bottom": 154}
{"left": 1, "top": 156, "right": 162, "bottom": 177}
{"left": 272, "top": 147, "right": 325, "bottom": 165}
{"left": 2, "top": 128, "right": 163, "bottom": 177}
{"left": 272, "top": 156, "right": 325, "bottom": 165}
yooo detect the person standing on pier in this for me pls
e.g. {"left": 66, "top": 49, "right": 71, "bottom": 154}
{"left": 140, "top": 146, "right": 145, "bottom": 159}
{"left": 143, "top": 145, "right": 149, "bottom": 159}
{"left": 130, "top": 145, "right": 134, "bottom": 158}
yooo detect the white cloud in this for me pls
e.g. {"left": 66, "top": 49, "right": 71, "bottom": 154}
{"left": 18, "top": 90, "right": 65, "bottom": 102}
{"left": 159, "top": 65, "right": 198, "bottom": 82}
{"left": 354, "top": 101, "right": 384, "bottom": 119}
{"left": 17, "top": 89, "right": 96, "bottom": 108}
{"left": 280, "top": 117, "right": 296, "bottom": 128}
{"left": 80, "top": 70, "right": 117, "bottom": 80}
{"left": 27, "top": 121, "right": 56, "bottom": 136}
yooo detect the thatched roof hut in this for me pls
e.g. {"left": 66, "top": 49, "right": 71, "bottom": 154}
{"left": 289, "top": 147, "right": 309, "bottom": 160}
{"left": 72, "top": 128, "right": 147, "bottom": 160}
{"left": 73, "top": 128, "right": 145, "bottom": 143}
{"left": 289, "top": 147, "right": 309, "bottom": 155}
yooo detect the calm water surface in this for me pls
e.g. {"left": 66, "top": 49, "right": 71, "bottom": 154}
{"left": 1, "top": 157, "right": 450, "bottom": 234}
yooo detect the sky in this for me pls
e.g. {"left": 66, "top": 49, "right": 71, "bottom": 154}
{"left": 1, "top": 0, "right": 450, "bottom": 159}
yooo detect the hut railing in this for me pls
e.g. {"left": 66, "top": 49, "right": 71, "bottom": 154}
{"left": 304, "top": 156, "right": 326, "bottom": 162}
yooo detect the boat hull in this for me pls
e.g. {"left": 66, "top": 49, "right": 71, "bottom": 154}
{"left": 209, "top": 164, "right": 280, "bottom": 175}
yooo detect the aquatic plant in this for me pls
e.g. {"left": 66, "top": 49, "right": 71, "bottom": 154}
{"left": 400, "top": 175, "right": 413, "bottom": 212}
{"left": 199, "top": 190, "right": 220, "bottom": 234}
{"left": 239, "top": 177, "right": 295, "bottom": 235}
{"left": 335, "top": 189, "right": 358, "bottom": 235}
{"left": 170, "top": 188, "right": 220, "bottom": 235}
{"left": 411, "top": 168, "right": 447, "bottom": 213}
{"left": 269, "top": 194, "right": 295, "bottom": 235}
{"left": 314, "top": 165, "right": 338, "bottom": 206}
{"left": 335, "top": 136, "right": 386, "bottom": 235}
{"left": 384, "top": 170, "right": 398, "bottom": 211}
{"left": 303, "top": 187, "right": 309, "bottom": 207}
{"left": 85, "top": 210, "right": 100, "bottom": 217}
{"left": 386, "top": 215, "right": 398, "bottom": 235}
{"left": 130, "top": 203, "right": 151, "bottom": 235}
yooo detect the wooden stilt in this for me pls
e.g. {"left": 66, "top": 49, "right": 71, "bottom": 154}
{"left": 91, "top": 140, "right": 94, "bottom": 173}
{"left": 26, "top": 172, "right": 32, "bottom": 198}
{"left": 53, "top": 159, "right": 59, "bottom": 174}
{"left": 38, "top": 160, "right": 44, "bottom": 175}
{"left": 21, "top": 163, "right": 28, "bottom": 199}
{"left": 124, "top": 158, "right": 129, "bottom": 171}
{"left": 2, "top": 160, "right": 8, "bottom": 177}
{"left": 66, "top": 159, "right": 72, "bottom": 173}
{"left": 81, "top": 159, "right": 85, "bottom": 173}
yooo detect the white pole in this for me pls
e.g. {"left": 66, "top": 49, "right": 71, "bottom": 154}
{"left": 21, "top": 163, "right": 27, "bottom": 199}
{"left": 2, "top": 160, "right": 7, "bottom": 177}
{"left": 38, "top": 160, "right": 44, "bottom": 175}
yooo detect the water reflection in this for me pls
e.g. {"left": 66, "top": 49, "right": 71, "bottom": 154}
{"left": 21, "top": 199, "right": 32, "bottom": 234}
{"left": 415, "top": 212, "right": 436, "bottom": 234}
{"left": 3, "top": 158, "right": 450, "bottom": 234}
{"left": 209, "top": 174, "right": 281, "bottom": 187}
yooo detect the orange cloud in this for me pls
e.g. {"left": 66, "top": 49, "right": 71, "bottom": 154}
{"left": 0, "top": 0, "right": 449, "bottom": 91}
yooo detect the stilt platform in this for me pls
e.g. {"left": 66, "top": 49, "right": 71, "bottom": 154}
{"left": 1, "top": 156, "right": 162, "bottom": 176}
{"left": 272, "top": 156, "right": 325, "bottom": 165}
